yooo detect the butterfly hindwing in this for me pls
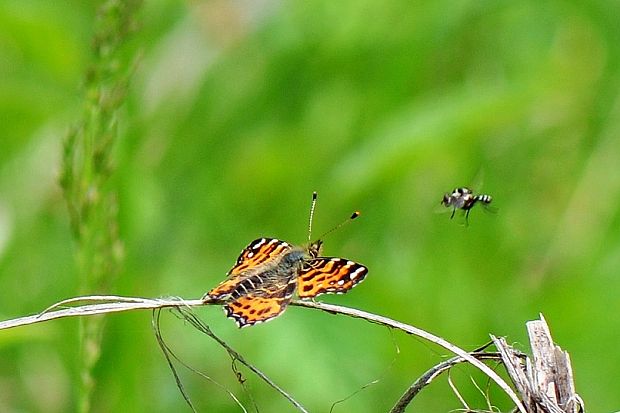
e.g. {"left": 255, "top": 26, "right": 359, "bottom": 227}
{"left": 297, "top": 257, "right": 368, "bottom": 298}
{"left": 225, "top": 279, "right": 296, "bottom": 328}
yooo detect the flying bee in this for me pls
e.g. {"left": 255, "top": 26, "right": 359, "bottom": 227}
{"left": 441, "top": 187, "right": 493, "bottom": 224}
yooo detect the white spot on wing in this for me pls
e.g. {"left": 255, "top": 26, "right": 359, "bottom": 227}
{"left": 350, "top": 267, "right": 364, "bottom": 279}
{"left": 253, "top": 238, "right": 267, "bottom": 249}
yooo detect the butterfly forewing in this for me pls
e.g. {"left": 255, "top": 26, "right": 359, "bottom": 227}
{"left": 228, "top": 238, "right": 292, "bottom": 275}
{"left": 297, "top": 258, "right": 368, "bottom": 298}
{"left": 207, "top": 238, "right": 292, "bottom": 300}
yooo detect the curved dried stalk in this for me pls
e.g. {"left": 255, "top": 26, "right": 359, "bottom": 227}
{"left": 290, "top": 300, "right": 526, "bottom": 413}
{"left": 0, "top": 295, "right": 526, "bottom": 413}
{"left": 152, "top": 308, "right": 250, "bottom": 413}
{"left": 152, "top": 308, "right": 199, "bottom": 413}
{"left": 0, "top": 296, "right": 201, "bottom": 330}
{"left": 389, "top": 352, "right": 509, "bottom": 413}
{"left": 173, "top": 307, "right": 309, "bottom": 413}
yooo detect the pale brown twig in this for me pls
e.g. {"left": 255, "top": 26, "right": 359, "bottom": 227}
{"left": 0, "top": 296, "right": 203, "bottom": 330}
{"left": 152, "top": 308, "right": 250, "bottom": 413}
{"left": 389, "top": 352, "right": 508, "bottom": 413}
{"left": 0, "top": 295, "right": 526, "bottom": 413}
{"left": 174, "top": 306, "right": 309, "bottom": 413}
{"left": 290, "top": 300, "right": 526, "bottom": 413}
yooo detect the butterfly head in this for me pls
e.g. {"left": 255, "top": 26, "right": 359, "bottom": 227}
{"left": 307, "top": 239, "right": 323, "bottom": 258}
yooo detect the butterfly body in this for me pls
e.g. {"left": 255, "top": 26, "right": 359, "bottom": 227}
{"left": 204, "top": 237, "right": 367, "bottom": 327}
{"left": 208, "top": 240, "right": 306, "bottom": 302}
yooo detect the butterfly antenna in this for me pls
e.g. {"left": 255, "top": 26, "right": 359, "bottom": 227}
{"left": 308, "top": 191, "right": 318, "bottom": 243}
{"left": 316, "top": 210, "right": 360, "bottom": 241}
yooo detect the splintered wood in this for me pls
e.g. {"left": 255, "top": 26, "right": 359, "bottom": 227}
{"left": 492, "top": 314, "right": 584, "bottom": 413}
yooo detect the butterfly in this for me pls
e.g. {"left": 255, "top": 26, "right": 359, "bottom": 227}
{"left": 203, "top": 194, "right": 368, "bottom": 328}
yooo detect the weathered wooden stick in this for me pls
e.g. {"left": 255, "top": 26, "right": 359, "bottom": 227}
{"left": 493, "top": 314, "right": 584, "bottom": 413}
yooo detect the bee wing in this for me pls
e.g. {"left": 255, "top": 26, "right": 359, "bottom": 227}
{"left": 434, "top": 203, "right": 452, "bottom": 215}
{"left": 470, "top": 169, "right": 485, "bottom": 193}
{"left": 481, "top": 203, "right": 498, "bottom": 214}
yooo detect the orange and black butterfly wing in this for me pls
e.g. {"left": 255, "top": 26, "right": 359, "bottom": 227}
{"left": 225, "top": 278, "right": 297, "bottom": 328}
{"left": 228, "top": 238, "right": 292, "bottom": 275}
{"left": 297, "top": 257, "right": 368, "bottom": 299}
{"left": 206, "top": 238, "right": 292, "bottom": 300}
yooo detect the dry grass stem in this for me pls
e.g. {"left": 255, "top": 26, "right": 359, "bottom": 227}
{"left": 152, "top": 308, "right": 250, "bottom": 413}
{"left": 0, "top": 295, "right": 568, "bottom": 413}
{"left": 173, "top": 307, "right": 309, "bottom": 413}
{"left": 389, "top": 352, "right": 508, "bottom": 413}
{"left": 291, "top": 300, "right": 527, "bottom": 413}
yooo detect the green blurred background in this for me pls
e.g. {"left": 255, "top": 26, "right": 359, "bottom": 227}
{"left": 1, "top": 0, "right": 620, "bottom": 412}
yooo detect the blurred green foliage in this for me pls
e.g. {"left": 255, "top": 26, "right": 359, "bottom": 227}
{"left": 1, "top": 0, "right": 620, "bottom": 412}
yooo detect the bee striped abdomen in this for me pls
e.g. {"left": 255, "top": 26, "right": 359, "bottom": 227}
{"left": 475, "top": 194, "right": 492, "bottom": 204}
